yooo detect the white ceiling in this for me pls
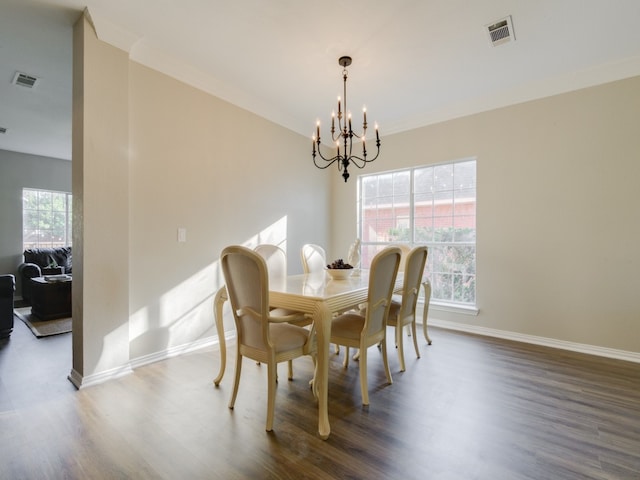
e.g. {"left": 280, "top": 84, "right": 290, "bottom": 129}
{"left": 2, "top": 0, "right": 640, "bottom": 161}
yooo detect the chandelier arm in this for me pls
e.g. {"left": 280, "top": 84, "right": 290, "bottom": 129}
{"left": 349, "top": 149, "right": 381, "bottom": 168}
{"left": 313, "top": 144, "right": 342, "bottom": 169}
{"left": 313, "top": 156, "right": 341, "bottom": 170}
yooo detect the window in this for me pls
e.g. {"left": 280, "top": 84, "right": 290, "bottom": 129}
{"left": 22, "top": 188, "right": 72, "bottom": 250}
{"left": 357, "top": 159, "right": 476, "bottom": 307}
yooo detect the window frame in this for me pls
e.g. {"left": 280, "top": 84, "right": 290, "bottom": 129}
{"left": 356, "top": 158, "right": 477, "bottom": 312}
{"left": 22, "top": 187, "right": 73, "bottom": 250}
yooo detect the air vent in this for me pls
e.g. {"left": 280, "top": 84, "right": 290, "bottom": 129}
{"left": 485, "top": 15, "right": 515, "bottom": 47}
{"left": 12, "top": 71, "right": 39, "bottom": 88}
{"left": 0, "top": 127, "right": 6, "bottom": 134}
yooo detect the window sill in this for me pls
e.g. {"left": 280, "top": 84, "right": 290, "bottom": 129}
{"left": 421, "top": 300, "right": 479, "bottom": 316}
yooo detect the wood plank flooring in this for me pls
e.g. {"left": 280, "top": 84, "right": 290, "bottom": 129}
{"left": 1, "top": 316, "right": 639, "bottom": 479}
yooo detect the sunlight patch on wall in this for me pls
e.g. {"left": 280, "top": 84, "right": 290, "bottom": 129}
{"left": 129, "top": 216, "right": 289, "bottom": 354}
{"left": 243, "top": 215, "right": 288, "bottom": 251}
{"left": 95, "top": 321, "right": 132, "bottom": 373}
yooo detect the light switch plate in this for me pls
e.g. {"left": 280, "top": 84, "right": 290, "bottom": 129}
{"left": 177, "top": 227, "right": 187, "bottom": 243}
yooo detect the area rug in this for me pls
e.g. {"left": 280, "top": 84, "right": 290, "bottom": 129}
{"left": 14, "top": 307, "right": 72, "bottom": 338}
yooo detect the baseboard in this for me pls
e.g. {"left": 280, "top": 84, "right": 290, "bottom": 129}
{"left": 128, "top": 333, "right": 227, "bottom": 370}
{"left": 67, "top": 368, "right": 82, "bottom": 389}
{"left": 68, "top": 364, "right": 134, "bottom": 389}
{"left": 66, "top": 331, "right": 235, "bottom": 389}
{"left": 427, "top": 319, "right": 640, "bottom": 364}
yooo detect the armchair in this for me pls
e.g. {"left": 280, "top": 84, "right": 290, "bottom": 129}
{"left": 18, "top": 247, "right": 72, "bottom": 302}
{"left": 330, "top": 247, "right": 401, "bottom": 405}
{"left": 386, "top": 246, "right": 428, "bottom": 371}
{"left": 0, "top": 274, "right": 15, "bottom": 338}
{"left": 220, "top": 245, "right": 315, "bottom": 431}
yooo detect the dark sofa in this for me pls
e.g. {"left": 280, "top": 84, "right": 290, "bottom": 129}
{"left": 0, "top": 274, "right": 15, "bottom": 338}
{"left": 18, "top": 247, "right": 72, "bottom": 303}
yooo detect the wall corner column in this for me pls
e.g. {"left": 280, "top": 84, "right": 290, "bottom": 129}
{"left": 70, "top": 13, "right": 131, "bottom": 387}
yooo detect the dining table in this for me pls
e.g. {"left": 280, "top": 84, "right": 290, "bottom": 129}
{"left": 212, "top": 269, "right": 413, "bottom": 439}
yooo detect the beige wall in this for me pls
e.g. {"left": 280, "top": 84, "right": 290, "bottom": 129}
{"left": 332, "top": 75, "right": 640, "bottom": 355}
{"left": 72, "top": 14, "right": 330, "bottom": 383}
{"left": 128, "top": 61, "right": 329, "bottom": 360}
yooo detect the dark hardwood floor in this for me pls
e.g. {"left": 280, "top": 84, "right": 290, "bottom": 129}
{"left": 1, "top": 314, "right": 639, "bottom": 479}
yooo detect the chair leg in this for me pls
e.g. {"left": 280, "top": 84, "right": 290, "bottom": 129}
{"left": 229, "top": 353, "right": 243, "bottom": 410}
{"left": 343, "top": 346, "right": 350, "bottom": 368}
{"left": 309, "top": 353, "right": 318, "bottom": 394}
{"left": 410, "top": 320, "right": 421, "bottom": 359}
{"left": 396, "top": 324, "right": 406, "bottom": 372}
{"left": 266, "top": 362, "right": 277, "bottom": 432}
{"left": 287, "top": 360, "right": 293, "bottom": 380}
{"left": 381, "top": 338, "right": 393, "bottom": 386}
{"left": 359, "top": 347, "right": 369, "bottom": 406}
{"left": 423, "top": 326, "right": 432, "bottom": 345}
{"left": 422, "top": 281, "right": 433, "bottom": 345}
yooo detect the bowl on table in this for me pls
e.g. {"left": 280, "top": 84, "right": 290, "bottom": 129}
{"left": 325, "top": 268, "right": 353, "bottom": 280}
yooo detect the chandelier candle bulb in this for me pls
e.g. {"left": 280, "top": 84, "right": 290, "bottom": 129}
{"left": 311, "top": 56, "right": 381, "bottom": 182}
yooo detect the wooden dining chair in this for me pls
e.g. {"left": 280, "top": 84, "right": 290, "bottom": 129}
{"left": 301, "top": 243, "right": 327, "bottom": 274}
{"left": 220, "top": 245, "right": 315, "bottom": 432}
{"left": 301, "top": 243, "right": 347, "bottom": 355}
{"left": 255, "top": 244, "right": 312, "bottom": 378}
{"left": 254, "top": 244, "right": 299, "bottom": 317}
{"left": 386, "top": 246, "right": 428, "bottom": 371}
{"left": 213, "top": 244, "right": 312, "bottom": 386}
{"left": 330, "top": 246, "right": 401, "bottom": 405}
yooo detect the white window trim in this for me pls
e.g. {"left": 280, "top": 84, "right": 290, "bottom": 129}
{"left": 426, "top": 300, "right": 479, "bottom": 316}
{"left": 22, "top": 187, "right": 73, "bottom": 250}
{"left": 357, "top": 158, "right": 477, "bottom": 308}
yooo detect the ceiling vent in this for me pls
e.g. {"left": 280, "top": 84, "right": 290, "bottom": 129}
{"left": 0, "top": 127, "right": 6, "bottom": 134}
{"left": 485, "top": 15, "right": 515, "bottom": 47}
{"left": 12, "top": 71, "right": 39, "bottom": 88}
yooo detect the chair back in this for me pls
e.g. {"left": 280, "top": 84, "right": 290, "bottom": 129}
{"left": 220, "top": 245, "right": 271, "bottom": 351}
{"left": 394, "top": 244, "right": 412, "bottom": 272}
{"left": 363, "top": 247, "right": 401, "bottom": 337}
{"left": 254, "top": 244, "right": 287, "bottom": 287}
{"left": 398, "top": 246, "right": 428, "bottom": 322}
{"left": 301, "top": 244, "right": 326, "bottom": 274}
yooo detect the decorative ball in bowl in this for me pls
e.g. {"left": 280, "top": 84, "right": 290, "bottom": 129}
{"left": 326, "top": 259, "right": 354, "bottom": 280}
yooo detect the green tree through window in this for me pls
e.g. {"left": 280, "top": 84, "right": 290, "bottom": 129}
{"left": 23, "top": 188, "right": 72, "bottom": 249}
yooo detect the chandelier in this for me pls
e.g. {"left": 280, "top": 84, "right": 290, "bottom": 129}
{"left": 312, "top": 56, "right": 380, "bottom": 182}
